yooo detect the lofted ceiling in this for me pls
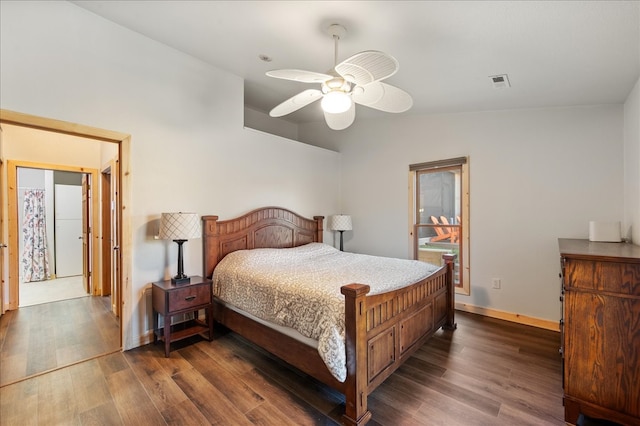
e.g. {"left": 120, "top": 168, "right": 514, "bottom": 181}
{"left": 72, "top": 1, "right": 640, "bottom": 126}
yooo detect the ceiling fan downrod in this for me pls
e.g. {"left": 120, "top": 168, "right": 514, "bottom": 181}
{"left": 327, "top": 24, "right": 347, "bottom": 67}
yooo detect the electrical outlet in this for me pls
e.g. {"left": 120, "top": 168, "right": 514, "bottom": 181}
{"left": 492, "top": 278, "right": 501, "bottom": 289}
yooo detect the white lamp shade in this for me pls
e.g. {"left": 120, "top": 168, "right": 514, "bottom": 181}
{"left": 321, "top": 91, "right": 352, "bottom": 114}
{"left": 329, "top": 215, "right": 352, "bottom": 231}
{"left": 159, "top": 212, "right": 201, "bottom": 240}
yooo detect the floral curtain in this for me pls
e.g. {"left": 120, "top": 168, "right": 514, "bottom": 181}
{"left": 22, "top": 189, "right": 50, "bottom": 282}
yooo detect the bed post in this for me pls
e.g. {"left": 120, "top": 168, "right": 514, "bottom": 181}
{"left": 443, "top": 253, "right": 457, "bottom": 330}
{"left": 313, "top": 216, "right": 324, "bottom": 243}
{"left": 341, "top": 283, "right": 372, "bottom": 426}
{"left": 202, "top": 215, "right": 219, "bottom": 279}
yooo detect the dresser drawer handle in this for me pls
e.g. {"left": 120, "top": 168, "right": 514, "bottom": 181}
{"left": 184, "top": 295, "right": 196, "bottom": 301}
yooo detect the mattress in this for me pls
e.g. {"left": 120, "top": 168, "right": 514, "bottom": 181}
{"left": 212, "top": 242, "right": 439, "bottom": 382}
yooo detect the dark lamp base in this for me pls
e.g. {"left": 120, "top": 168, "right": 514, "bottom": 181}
{"left": 171, "top": 276, "right": 191, "bottom": 285}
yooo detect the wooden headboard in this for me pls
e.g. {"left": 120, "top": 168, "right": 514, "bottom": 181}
{"left": 202, "top": 207, "right": 324, "bottom": 279}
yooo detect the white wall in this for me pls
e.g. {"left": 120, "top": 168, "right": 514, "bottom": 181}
{"left": 244, "top": 107, "right": 301, "bottom": 144}
{"left": 300, "top": 105, "right": 624, "bottom": 323}
{"left": 624, "top": 76, "right": 640, "bottom": 244}
{"left": 0, "top": 1, "right": 341, "bottom": 348}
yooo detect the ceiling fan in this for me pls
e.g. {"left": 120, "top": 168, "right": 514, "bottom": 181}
{"left": 266, "top": 24, "right": 413, "bottom": 130}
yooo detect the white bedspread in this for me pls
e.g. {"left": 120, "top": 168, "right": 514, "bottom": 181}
{"left": 212, "top": 242, "right": 440, "bottom": 382}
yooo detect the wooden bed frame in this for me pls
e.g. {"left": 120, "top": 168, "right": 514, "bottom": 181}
{"left": 202, "top": 207, "right": 456, "bottom": 426}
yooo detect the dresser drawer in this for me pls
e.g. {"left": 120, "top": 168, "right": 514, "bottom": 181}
{"left": 168, "top": 284, "right": 211, "bottom": 311}
{"left": 564, "top": 258, "right": 640, "bottom": 296}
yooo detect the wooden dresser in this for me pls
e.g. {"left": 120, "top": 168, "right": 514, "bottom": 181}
{"left": 558, "top": 239, "right": 640, "bottom": 425}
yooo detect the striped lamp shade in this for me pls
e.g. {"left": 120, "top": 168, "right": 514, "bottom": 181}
{"left": 159, "top": 212, "right": 201, "bottom": 241}
{"left": 329, "top": 215, "right": 352, "bottom": 231}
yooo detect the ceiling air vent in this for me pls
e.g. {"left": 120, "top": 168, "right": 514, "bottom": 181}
{"left": 489, "top": 74, "right": 511, "bottom": 89}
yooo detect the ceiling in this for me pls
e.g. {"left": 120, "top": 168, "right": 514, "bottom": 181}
{"left": 72, "top": 1, "right": 640, "bottom": 125}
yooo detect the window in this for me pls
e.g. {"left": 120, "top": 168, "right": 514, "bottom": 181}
{"left": 409, "top": 157, "right": 470, "bottom": 295}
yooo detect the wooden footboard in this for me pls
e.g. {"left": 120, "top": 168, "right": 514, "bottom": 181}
{"left": 340, "top": 255, "right": 455, "bottom": 425}
{"left": 202, "top": 208, "right": 456, "bottom": 426}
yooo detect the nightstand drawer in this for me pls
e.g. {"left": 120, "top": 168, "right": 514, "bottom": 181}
{"left": 168, "top": 285, "right": 211, "bottom": 311}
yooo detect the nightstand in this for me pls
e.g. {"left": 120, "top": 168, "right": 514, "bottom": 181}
{"left": 152, "top": 276, "right": 213, "bottom": 357}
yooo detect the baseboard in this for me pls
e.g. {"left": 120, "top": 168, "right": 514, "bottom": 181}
{"left": 455, "top": 302, "right": 560, "bottom": 331}
{"left": 126, "top": 332, "right": 151, "bottom": 349}
{"left": 130, "top": 305, "right": 557, "bottom": 348}
{"left": 135, "top": 331, "right": 155, "bottom": 347}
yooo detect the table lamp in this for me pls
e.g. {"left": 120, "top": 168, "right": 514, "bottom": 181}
{"left": 329, "top": 214, "right": 352, "bottom": 251}
{"left": 159, "top": 212, "right": 201, "bottom": 284}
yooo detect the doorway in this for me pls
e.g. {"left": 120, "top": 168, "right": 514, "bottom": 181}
{"left": 16, "top": 167, "right": 90, "bottom": 307}
{"left": 8, "top": 160, "right": 99, "bottom": 309}
{"left": 410, "top": 156, "right": 470, "bottom": 296}
{"left": 0, "top": 108, "right": 132, "bottom": 356}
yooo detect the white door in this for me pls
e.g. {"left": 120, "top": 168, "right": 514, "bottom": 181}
{"left": 55, "top": 184, "right": 82, "bottom": 277}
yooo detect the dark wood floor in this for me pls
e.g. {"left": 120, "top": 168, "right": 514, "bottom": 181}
{"left": 0, "top": 311, "right": 565, "bottom": 425}
{"left": 0, "top": 295, "right": 120, "bottom": 386}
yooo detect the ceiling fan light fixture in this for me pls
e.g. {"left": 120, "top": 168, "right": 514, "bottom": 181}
{"left": 321, "top": 90, "right": 352, "bottom": 114}
{"left": 266, "top": 23, "right": 411, "bottom": 129}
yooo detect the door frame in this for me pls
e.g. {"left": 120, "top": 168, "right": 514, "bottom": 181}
{"left": 408, "top": 158, "right": 470, "bottom": 296}
{"left": 0, "top": 109, "right": 131, "bottom": 349}
{"left": 81, "top": 175, "right": 91, "bottom": 293}
{"left": 0, "top": 158, "right": 4, "bottom": 316}
{"left": 101, "top": 158, "right": 121, "bottom": 317}
{"left": 10, "top": 163, "right": 97, "bottom": 299}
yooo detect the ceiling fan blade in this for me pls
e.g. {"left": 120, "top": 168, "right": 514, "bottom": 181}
{"left": 323, "top": 103, "right": 356, "bottom": 130}
{"left": 352, "top": 82, "right": 413, "bottom": 113}
{"left": 266, "top": 69, "right": 333, "bottom": 83}
{"left": 335, "top": 51, "right": 399, "bottom": 86}
{"left": 269, "top": 89, "right": 323, "bottom": 117}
